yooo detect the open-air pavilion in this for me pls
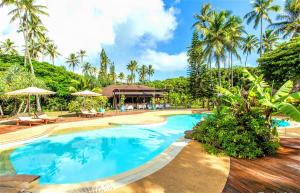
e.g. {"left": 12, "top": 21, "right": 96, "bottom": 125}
{"left": 102, "top": 85, "right": 166, "bottom": 109}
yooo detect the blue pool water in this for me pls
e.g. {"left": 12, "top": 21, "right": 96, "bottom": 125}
{"left": 9, "top": 114, "right": 203, "bottom": 184}
{"left": 273, "top": 118, "right": 290, "bottom": 127}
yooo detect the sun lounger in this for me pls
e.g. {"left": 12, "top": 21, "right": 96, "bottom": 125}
{"left": 90, "top": 108, "right": 104, "bottom": 117}
{"left": 16, "top": 117, "right": 44, "bottom": 127}
{"left": 35, "top": 113, "right": 58, "bottom": 124}
{"left": 80, "top": 109, "right": 96, "bottom": 118}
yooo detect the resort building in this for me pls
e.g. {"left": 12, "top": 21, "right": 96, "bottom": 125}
{"left": 102, "top": 85, "right": 166, "bottom": 109}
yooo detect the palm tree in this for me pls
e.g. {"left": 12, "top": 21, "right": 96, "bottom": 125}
{"left": 82, "top": 62, "right": 92, "bottom": 76}
{"left": 258, "top": 29, "right": 279, "bottom": 53}
{"left": 147, "top": 64, "right": 155, "bottom": 81}
{"left": 118, "top": 72, "right": 125, "bottom": 83}
{"left": 66, "top": 53, "right": 79, "bottom": 72}
{"left": 109, "top": 62, "right": 117, "bottom": 83}
{"left": 138, "top": 65, "right": 147, "bottom": 83}
{"left": 127, "top": 74, "right": 134, "bottom": 84}
{"left": 270, "top": 0, "right": 300, "bottom": 38}
{"left": 127, "top": 60, "right": 138, "bottom": 83}
{"left": 46, "top": 43, "right": 60, "bottom": 65}
{"left": 200, "top": 10, "right": 232, "bottom": 86}
{"left": 244, "top": 0, "right": 280, "bottom": 56}
{"left": 1, "top": 0, "right": 48, "bottom": 74}
{"left": 0, "top": 38, "right": 18, "bottom": 55}
{"left": 242, "top": 34, "right": 259, "bottom": 67}
{"left": 78, "top": 49, "right": 87, "bottom": 64}
{"left": 193, "top": 3, "right": 212, "bottom": 31}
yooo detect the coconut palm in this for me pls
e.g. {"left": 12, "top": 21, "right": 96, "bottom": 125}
{"left": 242, "top": 34, "right": 259, "bottom": 67}
{"left": 244, "top": 0, "right": 280, "bottom": 56}
{"left": 127, "top": 74, "right": 134, "bottom": 84}
{"left": 138, "top": 65, "right": 147, "bottom": 83}
{"left": 270, "top": 0, "right": 300, "bottom": 38}
{"left": 109, "top": 62, "right": 117, "bottom": 83}
{"left": 46, "top": 43, "right": 60, "bottom": 65}
{"left": 147, "top": 64, "right": 155, "bottom": 81}
{"left": 0, "top": 38, "right": 18, "bottom": 55}
{"left": 127, "top": 60, "right": 138, "bottom": 83}
{"left": 1, "top": 0, "right": 49, "bottom": 74}
{"left": 200, "top": 10, "right": 232, "bottom": 86}
{"left": 193, "top": 3, "right": 212, "bottom": 31}
{"left": 66, "top": 53, "right": 79, "bottom": 72}
{"left": 118, "top": 72, "right": 125, "bottom": 83}
{"left": 78, "top": 49, "right": 87, "bottom": 64}
{"left": 258, "top": 29, "right": 279, "bottom": 53}
{"left": 82, "top": 62, "right": 92, "bottom": 76}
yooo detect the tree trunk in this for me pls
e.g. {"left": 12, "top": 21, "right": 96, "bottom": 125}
{"left": 217, "top": 61, "right": 221, "bottom": 86}
{"left": 231, "top": 53, "right": 233, "bottom": 87}
{"left": 0, "top": 104, "right": 3, "bottom": 116}
{"left": 260, "top": 17, "right": 263, "bottom": 57}
{"left": 17, "top": 100, "right": 24, "bottom": 115}
{"left": 36, "top": 95, "right": 42, "bottom": 113}
{"left": 245, "top": 53, "right": 248, "bottom": 67}
{"left": 24, "top": 16, "right": 34, "bottom": 75}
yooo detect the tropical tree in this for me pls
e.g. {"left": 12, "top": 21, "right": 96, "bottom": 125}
{"left": 66, "top": 53, "right": 79, "bottom": 72}
{"left": 193, "top": 3, "right": 212, "bottom": 33}
{"left": 258, "top": 29, "right": 279, "bottom": 53}
{"left": 147, "top": 64, "right": 154, "bottom": 81}
{"left": 0, "top": 39, "right": 18, "bottom": 55}
{"left": 138, "top": 64, "right": 147, "bottom": 83}
{"left": 46, "top": 43, "right": 60, "bottom": 65}
{"left": 118, "top": 72, "right": 125, "bottom": 83}
{"left": 242, "top": 34, "right": 259, "bottom": 67}
{"left": 127, "top": 60, "right": 138, "bottom": 83}
{"left": 109, "top": 62, "right": 117, "bottom": 83}
{"left": 78, "top": 49, "right": 87, "bottom": 65}
{"left": 82, "top": 62, "right": 92, "bottom": 76}
{"left": 99, "top": 48, "right": 109, "bottom": 78}
{"left": 127, "top": 74, "right": 134, "bottom": 84}
{"left": 270, "top": 0, "right": 300, "bottom": 38}
{"left": 244, "top": 0, "right": 280, "bottom": 56}
{"left": 0, "top": 0, "right": 49, "bottom": 74}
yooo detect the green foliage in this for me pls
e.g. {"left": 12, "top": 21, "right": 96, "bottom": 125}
{"left": 45, "top": 97, "right": 67, "bottom": 111}
{"left": 68, "top": 96, "right": 108, "bottom": 112}
{"left": 192, "top": 107, "right": 279, "bottom": 159}
{"left": 258, "top": 36, "right": 300, "bottom": 88}
{"left": 120, "top": 95, "right": 125, "bottom": 106}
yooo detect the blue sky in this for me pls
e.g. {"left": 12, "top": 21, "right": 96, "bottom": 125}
{"left": 0, "top": 0, "right": 284, "bottom": 80}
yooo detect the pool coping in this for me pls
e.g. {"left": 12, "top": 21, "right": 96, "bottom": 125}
{"left": 31, "top": 137, "right": 190, "bottom": 193}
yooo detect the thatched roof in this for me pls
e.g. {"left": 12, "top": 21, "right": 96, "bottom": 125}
{"left": 102, "top": 84, "right": 164, "bottom": 98}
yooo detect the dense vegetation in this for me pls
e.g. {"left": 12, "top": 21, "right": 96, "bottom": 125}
{"left": 258, "top": 36, "right": 300, "bottom": 88}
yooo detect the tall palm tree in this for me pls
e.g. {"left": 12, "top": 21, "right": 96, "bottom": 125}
{"left": 127, "top": 74, "right": 134, "bottom": 84}
{"left": 118, "top": 72, "right": 125, "bottom": 83}
{"left": 82, "top": 62, "right": 92, "bottom": 76}
{"left": 147, "top": 64, "right": 155, "bottom": 81}
{"left": 138, "top": 65, "right": 147, "bottom": 83}
{"left": 258, "top": 29, "right": 279, "bottom": 53}
{"left": 242, "top": 34, "right": 259, "bottom": 67}
{"left": 66, "top": 53, "right": 79, "bottom": 72}
{"left": 127, "top": 60, "right": 138, "bottom": 83}
{"left": 78, "top": 49, "right": 87, "bottom": 64}
{"left": 200, "top": 10, "right": 232, "bottom": 86}
{"left": 1, "top": 0, "right": 48, "bottom": 74}
{"left": 193, "top": 3, "right": 212, "bottom": 31}
{"left": 244, "top": 0, "right": 280, "bottom": 56}
{"left": 270, "top": 0, "right": 300, "bottom": 38}
{"left": 0, "top": 38, "right": 18, "bottom": 55}
{"left": 46, "top": 43, "right": 60, "bottom": 65}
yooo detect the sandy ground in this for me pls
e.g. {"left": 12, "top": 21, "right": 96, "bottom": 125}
{"left": 107, "top": 141, "right": 230, "bottom": 193}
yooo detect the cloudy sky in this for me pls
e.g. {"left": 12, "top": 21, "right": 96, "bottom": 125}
{"left": 0, "top": 0, "right": 283, "bottom": 80}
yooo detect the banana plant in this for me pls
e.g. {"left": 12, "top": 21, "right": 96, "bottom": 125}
{"left": 242, "top": 69, "right": 300, "bottom": 127}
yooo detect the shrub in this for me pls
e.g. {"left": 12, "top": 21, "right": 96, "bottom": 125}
{"left": 192, "top": 107, "right": 279, "bottom": 159}
{"left": 68, "top": 96, "right": 108, "bottom": 113}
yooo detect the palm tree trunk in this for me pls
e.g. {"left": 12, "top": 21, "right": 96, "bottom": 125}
{"left": 231, "top": 53, "right": 233, "bottom": 87}
{"left": 17, "top": 100, "right": 24, "bottom": 114}
{"left": 245, "top": 53, "right": 248, "bottom": 67}
{"left": 36, "top": 95, "right": 42, "bottom": 112}
{"left": 24, "top": 16, "right": 34, "bottom": 75}
{"left": 217, "top": 61, "right": 221, "bottom": 86}
{"left": 0, "top": 104, "right": 3, "bottom": 116}
{"left": 260, "top": 17, "right": 263, "bottom": 57}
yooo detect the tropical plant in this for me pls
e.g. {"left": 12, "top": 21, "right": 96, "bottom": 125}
{"left": 127, "top": 60, "right": 138, "bottom": 83}
{"left": 0, "top": 39, "right": 18, "bottom": 55}
{"left": 109, "top": 62, "right": 117, "bottom": 83}
{"left": 244, "top": 0, "right": 280, "bottom": 56}
{"left": 193, "top": 3, "right": 212, "bottom": 33}
{"left": 99, "top": 48, "right": 109, "bottom": 79}
{"left": 258, "top": 29, "right": 279, "bottom": 53}
{"left": 82, "top": 62, "right": 92, "bottom": 76}
{"left": 147, "top": 64, "right": 154, "bottom": 81}
{"left": 66, "top": 53, "right": 79, "bottom": 72}
{"left": 126, "top": 74, "right": 134, "bottom": 84}
{"left": 118, "top": 72, "right": 125, "bottom": 83}
{"left": 78, "top": 49, "right": 87, "bottom": 65}
{"left": 1, "top": 0, "right": 49, "bottom": 74}
{"left": 242, "top": 34, "right": 259, "bottom": 67}
{"left": 46, "top": 43, "right": 60, "bottom": 65}
{"left": 138, "top": 64, "right": 147, "bottom": 83}
{"left": 258, "top": 36, "right": 300, "bottom": 88}
{"left": 270, "top": 0, "right": 300, "bottom": 38}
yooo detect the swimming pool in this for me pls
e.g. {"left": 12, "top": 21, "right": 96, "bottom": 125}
{"left": 9, "top": 114, "right": 203, "bottom": 184}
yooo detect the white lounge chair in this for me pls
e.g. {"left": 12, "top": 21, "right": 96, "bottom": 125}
{"left": 16, "top": 117, "right": 44, "bottom": 127}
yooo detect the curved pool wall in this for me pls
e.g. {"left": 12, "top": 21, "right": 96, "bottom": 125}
{"left": 9, "top": 114, "right": 203, "bottom": 184}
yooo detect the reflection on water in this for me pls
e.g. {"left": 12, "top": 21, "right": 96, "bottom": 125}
{"left": 3, "top": 114, "right": 203, "bottom": 184}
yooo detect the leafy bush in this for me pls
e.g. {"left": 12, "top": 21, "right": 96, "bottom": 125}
{"left": 192, "top": 107, "right": 279, "bottom": 159}
{"left": 68, "top": 96, "right": 108, "bottom": 113}
{"left": 45, "top": 97, "right": 68, "bottom": 111}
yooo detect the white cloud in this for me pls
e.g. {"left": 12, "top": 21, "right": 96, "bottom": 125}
{"left": 0, "top": 0, "right": 177, "bottom": 59}
{"left": 139, "top": 49, "right": 188, "bottom": 71}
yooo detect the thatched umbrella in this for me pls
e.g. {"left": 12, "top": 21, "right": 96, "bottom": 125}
{"left": 5, "top": 87, "right": 56, "bottom": 113}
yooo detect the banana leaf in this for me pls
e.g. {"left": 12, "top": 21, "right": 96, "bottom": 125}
{"left": 277, "top": 102, "right": 300, "bottom": 122}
